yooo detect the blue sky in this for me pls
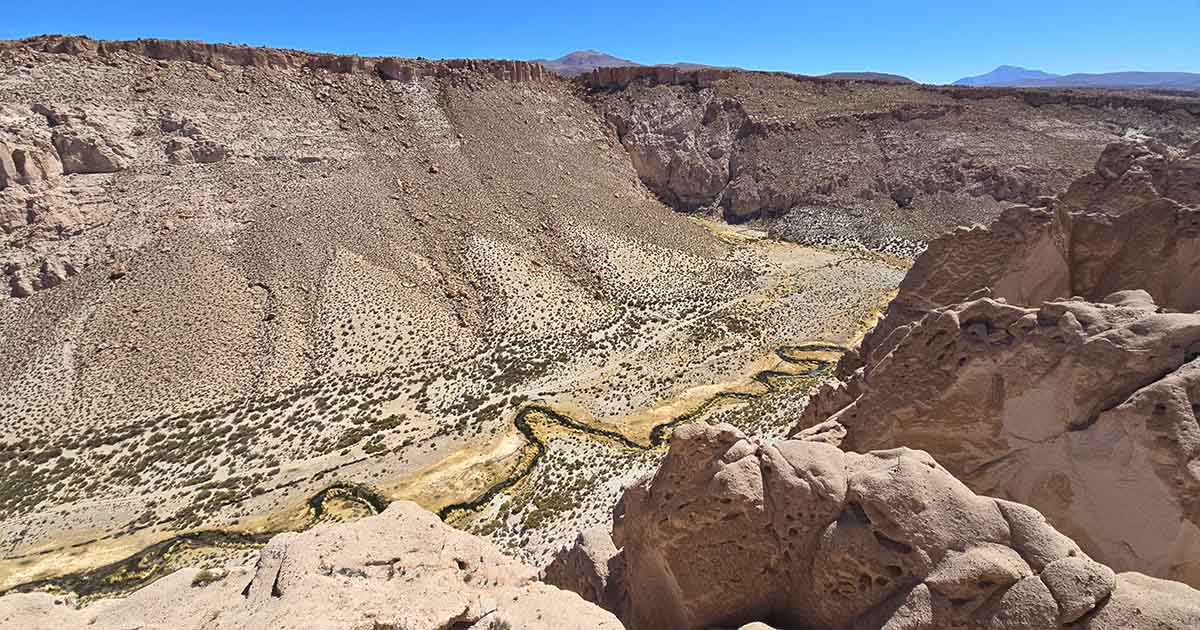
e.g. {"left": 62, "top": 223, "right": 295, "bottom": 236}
{"left": 3, "top": 0, "right": 1198, "bottom": 84}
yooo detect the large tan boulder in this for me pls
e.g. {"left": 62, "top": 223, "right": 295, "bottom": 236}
{"left": 547, "top": 423, "right": 1200, "bottom": 629}
{"left": 50, "top": 126, "right": 130, "bottom": 174}
{"left": 0, "top": 139, "right": 61, "bottom": 189}
{"left": 26, "top": 103, "right": 133, "bottom": 175}
{"left": 0, "top": 501, "right": 622, "bottom": 630}
{"left": 0, "top": 105, "right": 63, "bottom": 190}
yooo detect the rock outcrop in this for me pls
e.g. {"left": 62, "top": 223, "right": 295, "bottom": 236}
{"left": 795, "top": 140, "right": 1200, "bottom": 585}
{"left": 546, "top": 422, "right": 1200, "bottom": 629}
{"left": 1, "top": 103, "right": 131, "bottom": 296}
{"left": 0, "top": 137, "right": 60, "bottom": 190}
{"left": 583, "top": 65, "right": 737, "bottom": 90}
{"left": 0, "top": 501, "right": 621, "bottom": 630}
{"left": 4, "top": 35, "right": 551, "bottom": 85}
{"left": 801, "top": 292, "right": 1200, "bottom": 582}
{"left": 845, "top": 139, "right": 1200, "bottom": 370}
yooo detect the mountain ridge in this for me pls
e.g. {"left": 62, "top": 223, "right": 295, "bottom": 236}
{"left": 532, "top": 50, "right": 640, "bottom": 76}
{"left": 955, "top": 64, "right": 1200, "bottom": 91}
{"left": 953, "top": 64, "right": 1060, "bottom": 86}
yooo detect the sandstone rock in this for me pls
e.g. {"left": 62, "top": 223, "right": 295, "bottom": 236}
{"left": 0, "top": 141, "right": 62, "bottom": 189}
{"left": 1040, "top": 556, "right": 1116, "bottom": 623}
{"left": 0, "top": 501, "right": 622, "bottom": 630}
{"left": 798, "top": 292, "right": 1200, "bottom": 584}
{"left": 844, "top": 140, "right": 1200, "bottom": 373}
{"left": 605, "top": 94, "right": 737, "bottom": 213}
{"left": 541, "top": 526, "right": 625, "bottom": 613}
{"left": 548, "top": 423, "right": 1200, "bottom": 629}
{"left": 796, "top": 140, "right": 1200, "bottom": 585}
{"left": 52, "top": 126, "right": 130, "bottom": 174}
{"left": 1062, "top": 139, "right": 1200, "bottom": 213}
{"left": 165, "top": 136, "right": 228, "bottom": 164}
{"left": 0, "top": 117, "right": 63, "bottom": 190}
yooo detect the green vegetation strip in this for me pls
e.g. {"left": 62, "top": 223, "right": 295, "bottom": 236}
{"left": 4, "top": 482, "right": 386, "bottom": 600}
{"left": 7, "top": 342, "right": 841, "bottom": 599}
{"left": 440, "top": 342, "right": 842, "bottom": 521}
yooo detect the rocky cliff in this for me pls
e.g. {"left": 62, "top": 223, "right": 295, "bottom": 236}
{"left": 4, "top": 35, "right": 552, "bottom": 83}
{"left": 794, "top": 140, "right": 1200, "bottom": 586}
{"left": 583, "top": 69, "right": 1200, "bottom": 255}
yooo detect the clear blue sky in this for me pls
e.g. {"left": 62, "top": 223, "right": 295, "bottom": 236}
{"left": 3, "top": 0, "right": 1198, "bottom": 84}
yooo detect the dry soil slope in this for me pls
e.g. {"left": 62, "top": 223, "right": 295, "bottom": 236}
{"left": 0, "top": 36, "right": 732, "bottom": 573}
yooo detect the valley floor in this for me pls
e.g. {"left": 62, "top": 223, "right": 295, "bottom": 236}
{"left": 0, "top": 221, "right": 903, "bottom": 595}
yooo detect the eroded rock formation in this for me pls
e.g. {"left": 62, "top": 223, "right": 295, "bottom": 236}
{"left": 0, "top": 102, "right": 133, "bottom": 296}
{"left": 545, "top": 422, "right": 1200, "bottom": 629}
{"left": 846, "top": 139, "right": 1200, "bottom": 367}
{"left": 795, "top": 140, "right": 1200, "bottom": 585}
{"left": 0, "top": 501, "right": 621, "bottom": 630}
{"left": 802, "top": 292, "right": 1200, "bottom": 582}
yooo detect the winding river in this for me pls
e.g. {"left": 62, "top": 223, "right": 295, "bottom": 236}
{"left": 4, "top": 342, "right": 842, "bottom": 599}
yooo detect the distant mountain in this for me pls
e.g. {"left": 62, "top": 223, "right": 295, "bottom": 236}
{"left": 533, "top": 50, "right": 640, "bottom": 76}
{"left": 1021, "top": 71, "right": 1200, "bottom": 91}
{"left": 954, "top": 65, "right": 1200, "bottom": 91}
{"left": 953, "top": 65, "right": 1060, "bottom": 86}
{"left": 534, "top": 51, "right": 913, "bottom": 84}
{"left": 820, "top": 71, "right": 915, "bottom": 84}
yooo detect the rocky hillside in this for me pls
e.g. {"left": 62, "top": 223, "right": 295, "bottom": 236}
{"left": 796, "top": 140, "right": 1200, "bottom": 586}
{"left": 581, "top": 66, "right": 1200, "bottom": 256}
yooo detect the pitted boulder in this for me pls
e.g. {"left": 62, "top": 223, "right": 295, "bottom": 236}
{"left": 551, "top": 423, "right": 1200, "bottom": 629}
